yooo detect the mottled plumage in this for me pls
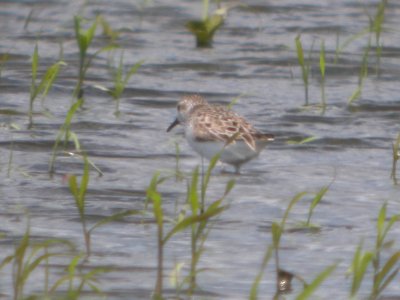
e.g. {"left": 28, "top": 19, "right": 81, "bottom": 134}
{"left": 167, "top": 95, "right": 274, "bottom": 173}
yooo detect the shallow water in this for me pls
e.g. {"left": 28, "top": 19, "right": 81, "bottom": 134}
{"left": 1, "top": 0, "right": 400, "bottom": 299}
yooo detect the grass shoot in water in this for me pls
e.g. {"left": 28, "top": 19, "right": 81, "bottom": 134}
{"left": 301, "top": 184, "right": 331, "bottom": 229}
{"left": 73, "top": 15, "right": 116, "bottom": 103}
{"left": 146, "top": 157, "right": 233, "bottom": 298}
{"left": 295, "top": 35, "right": 311, "bottom": 106}
{"left": 319, "top": 39, "right": 327, "bottom": 112}
{"left": 390, "top": 133, "right": 400, "bottom": 185}
{"left": 107, "top": 52, "right": 144, "bottom": 115}
{"left": 49, "top": 253, "right": 110, "bottom": 298}
{"left": 368, "top": 0, "right": 388, "bottom": 75}
{"left": 348, "top": 43, "right": 370, "bottom": 106}
{"left": 348, "top": 239, "right": 374, "bottom": 298}
{"left": 271, "top": 191, "right": 307, "bottom": 297}
{"left": 29, "top": 43, "right": 64, "bottom": 129}
{"left": 370, "top": 203, "right": 400, "bottom": 300}
{"left": 0, "top": 220, "right": 75, "bottom": 300}
{"left": 68, "top": 155, "right": 91, "bottom": 257}
{"left": 49, "top": 99, "right": 83, "bottom": 175}
{"left": 73, "top": 16, "right": 97, "bottom": 100}
{"left": 187, "top": 161, "right": 234, "bottom": 294}
{"left": 186, "top": 0, "right": 225, "bottom": 47}
{"left": 295, "top": 263, "right": 337, "bottom": 300}
{"left": 98, "top": 15, "right": 120, "bottom": 41}
{"left": 249, "top": 244, "right": 273, "bottom": 300}
{"left": 347, "top": 203, "right": 400, "bottom": 300}
{"left": 68, "top": 156, "right": 140, "bottom": 258}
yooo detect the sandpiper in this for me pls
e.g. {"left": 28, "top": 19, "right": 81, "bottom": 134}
{"left": 167, "top": 95, "right": 274, "bottom": 173}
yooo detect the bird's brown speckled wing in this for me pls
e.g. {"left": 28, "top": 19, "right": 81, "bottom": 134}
{"left": 190, "top": 105, "right": 273, "bottom": 151}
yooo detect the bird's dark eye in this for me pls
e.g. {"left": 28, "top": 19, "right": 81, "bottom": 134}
{"left": 178, "top": 103, "right": 186, "bottom": 111}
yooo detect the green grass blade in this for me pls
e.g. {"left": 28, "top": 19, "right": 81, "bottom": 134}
{"left": 281, "top": 191, "right": 308, "bottom": 229}
{"left": 378, "top": 266, "right": 399, "bottom": 295}
{"left": 350, "top": 241, "right": 373, "bottom": 296}
{"left": 146, "top": 173, "right": 163, "bottom": 228}
{"left": 271, "top": 222, "right": 281, "bottom": 248}
{"left": 296, "top": 264, "right": 337, "bottom": 300}
{"left": 295, "top": 35, "right": 305, "bottom": 67}
{"left": 249, "top": 245, "right": 274, "bottom": 300}
{"left": 0, "top": 255, "right": 15, "bottom": 270}
{"left": 89, "top": 209, "right": 142, "bottom": 233}
{"left": 224, "top": 179, "right": 235, "bottom": 196}
{"left": 287, "top": 136, "right": 317, "bottom": 145}
{"left": 31, "top": 44, "right": 38, "bottom": 90}
{"left": 68, "top": 175, "right": 79, "bottom": 201}
{"left": 375, "top": 251, "right": 400, "bottom": 288}
{"left": 189, "top": 166, "right": 200, "bottom": 214}
{"left": 381, "top": 214, "right": 400, "bottom": 243}
{"left": 348, "top": 86, "right": 362, "bottom": 105}
{"left": 306, "top": 185, "right": 329, "bottom": 226}
{"left": 36, "top": 61, "right": 64, "bottom": 98}
{"left": 22, "top": 252, "right": 59, "bottom": 285}
{"left": 79, "top": 156, "right": 90, "bottom": 206}
{"left": 163, "top": 205, "right": 226, "bottom": 244}
{"left": 124, "top": 59, "right": 144, "bottom": 85}
{"left": 376, "top": 203, "right": 387, "bottom": 242}
{"left": 68, "top": 175, "right": 84, "bottom": 217}
{"left": 310, "top": 186, "right": 329, "bottom": 212}
{"left": 319, "top": 40, "right": 326, "bottom": 79}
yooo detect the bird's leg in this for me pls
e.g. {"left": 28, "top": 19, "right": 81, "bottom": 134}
{"left": 234, "top": 165, "right": 240, "bottom": 175}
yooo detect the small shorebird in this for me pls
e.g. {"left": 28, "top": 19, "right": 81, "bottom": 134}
{"left": 167, "top": 95, "right": 274, "bottom": 173}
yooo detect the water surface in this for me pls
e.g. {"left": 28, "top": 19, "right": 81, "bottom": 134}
{"left": 1, "top": 0, "right": 400, "bottom": 299}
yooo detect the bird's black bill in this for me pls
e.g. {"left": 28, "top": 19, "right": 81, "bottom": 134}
{"left": 167, "top": 118, "right": 180, "bottom": 132}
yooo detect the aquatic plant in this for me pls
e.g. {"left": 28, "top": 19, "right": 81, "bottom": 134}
{"left": 348, "top": 203, "right": 400, "bottom": 299}
{"left": 334, "top": 0, "right": 386, "bottom": 65}
{"left": 295, "top": 264, "right": 337, "bottom": 300}
{"left": 69, "top": 156, "right": 140, "bottom": 258}
{"left": 173, "top": 140, "right": 185, "bottom": 181}
{"left": 29, "top": 44, "right": 64, "bottom": 128}
{"left": 368, "top": 0, "right": 387, "bottom": 75}
{"left": 271, "top": 191, "right": 307, "bottom": 296}
{"left": 186, "top": 0, "right": 226, "bottom": 47}
{"left": 68, "top": 155, "right": 92, "bottom": 257}
{"left": 348, "top": 45, "right": 370, "bottom": 106}
{"left": 390, "top": 133, "right": 400, "bottom": 185}
{"left": 188, "top": 157, "right": 234, "bottom": 294}
{"left": 286, "top": 136, "right": 317, "bottom": 145}
{"left": 335, "top": 0, "right": 388, "bottom": 105}
{"left": 73, "top": 16, "right": 97, "bottom": 101}
{"left": 107, "top": 52, "right": 144, "bottom": 115}
{"left": 319, "top": 39, "right": 326, "bottom": 112}
{"left": 0, "top": 220, "right": 74, "bottom": 300}
{"left": 295, "top": 35, "right": 312, "bottom": 106}
{"left": 250, "top": 188, "right": 335, "bottom": 299}
{"left": 49, "top": 253, "right": 110, "bottom": 299}
{"left": 49, "top": 99, "right": 83, "bottom": 175}
{"left": 249, "top": 244, "right": 273, "bottom": 300}
{"left": 98, "top": 15, "right": 120, "bottom": 41}
{"left": 73, "top": 16, "right": 115, "bottom": 103}
{"left": 349, "top": 240, "right": 374, "bottom": 298}
{"left": 302, "top": 184, "right": 331, "bottom": 229}
{"left": 146, "top": 161, "right": 232, "bottom": 299}
{"left": 23, "top": 9, "right": 34, "bottom": 31}
{"left": 370, "top": 204, "right": 400, "bottom": 299}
